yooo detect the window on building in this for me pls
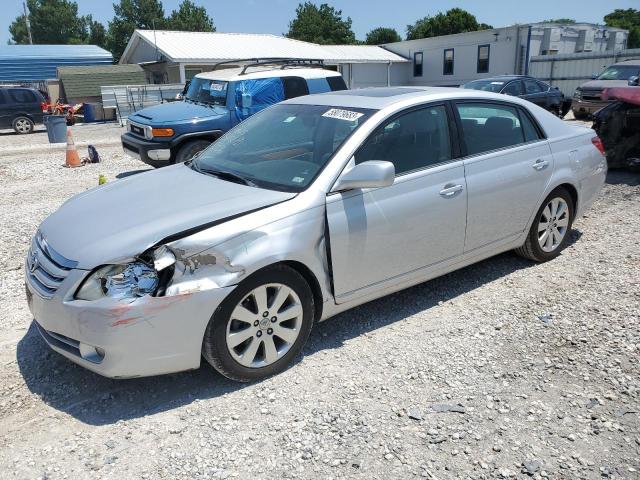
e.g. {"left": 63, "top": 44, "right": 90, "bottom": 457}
{"left": 184, "top": 68, "right": 203, "bottom": 81}
{"left": 477, "top": 45, "right": 490, "bottom": 73}
{"left": 356, "top": 105, "right": 452, "bottom": 175}
{"left": 413, "top": 52, "right": 423, "bottom": 77}
{"left": 443, "top": 49, "right": 454, "bottom": 75}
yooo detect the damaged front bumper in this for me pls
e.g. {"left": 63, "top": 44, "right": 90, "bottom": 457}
{"left": 25, "top": 266, "right": 235, "bottom": 378}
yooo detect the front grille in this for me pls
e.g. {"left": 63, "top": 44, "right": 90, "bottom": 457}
{"left": 25, "top": 232, "right": 77, "bottom": 299}
{"left": 581, "top": 89, "right": 602, "bottom": 101}
{"left": 128, "top": 121, "right": 148, "bottom": 139}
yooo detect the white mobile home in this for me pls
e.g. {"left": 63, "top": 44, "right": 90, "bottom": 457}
{"left": 382, "top": 23, "right": 628, "bottom": 87}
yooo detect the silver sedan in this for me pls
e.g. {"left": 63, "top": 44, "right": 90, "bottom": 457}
{"left": 25, "top": 87, "right": 606, "bottom": 381}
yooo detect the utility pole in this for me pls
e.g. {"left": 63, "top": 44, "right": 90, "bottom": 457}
{"left": 23, "top": 2, "right": 33, "bottom": 44}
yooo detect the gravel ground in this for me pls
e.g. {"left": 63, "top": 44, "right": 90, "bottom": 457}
{"left": 0, "top": 122, "right": 638, "bottom": 480}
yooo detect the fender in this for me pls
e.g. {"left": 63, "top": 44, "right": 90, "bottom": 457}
{"left": 169, "top": 130, "right": 224, "bottom": 149}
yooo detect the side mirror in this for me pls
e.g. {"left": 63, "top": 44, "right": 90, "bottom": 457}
{"left": 591, "top": 73, "right": 598, "bottom": 80}
{"left": 628, "top": 76, "right": 639, "bottom": 86}
{"left": 332, "top": 160, "right": 395, "bottom": 192}
{"left": 240, "top": 93, "right": 253, "bottom": 109}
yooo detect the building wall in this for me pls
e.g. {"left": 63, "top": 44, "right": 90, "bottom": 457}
{"left": 528, "top": 24, "right": 627, "bottom": 56}
{"left": 383, "top": 26, "right": 529, "bottom": 87}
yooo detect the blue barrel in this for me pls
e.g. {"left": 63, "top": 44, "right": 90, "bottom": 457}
{"left": 83, "top": 103, "right": 95, "bottom": 123}
{"left": 44, "top": 115, "right": 67, "bottom": 143}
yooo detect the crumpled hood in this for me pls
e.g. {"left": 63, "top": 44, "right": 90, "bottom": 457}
{"left": 131, "top": 101, "right": 226, "bottom": 123}
{"left": 39, "top": 165, "right": 295, "bottom": 269}
{"left": 579, "top": 79, "right": 630, "bottom": 91}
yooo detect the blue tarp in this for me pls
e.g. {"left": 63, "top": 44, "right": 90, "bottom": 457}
{"left": 234, "top": 78, "right": 285, "bottom": 121}
{"left": 0, "top": 45, "right": 112, "bottom": 82}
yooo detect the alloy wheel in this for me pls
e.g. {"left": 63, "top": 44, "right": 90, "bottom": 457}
{"left": 225, "top": 283, "right": 303, "bottom": 368}
{"left": 15, "top": 118, "right": 32, "bottom": 133}
{"left": 537, "top": 197, "right": 569, "bottom": 252}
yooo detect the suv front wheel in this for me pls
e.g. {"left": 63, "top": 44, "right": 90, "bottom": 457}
{"left": 174, "top": 139, "right": 211, "bottom": 164}
{"left": 13, "top": 116, "right": 34, "bottom": 134}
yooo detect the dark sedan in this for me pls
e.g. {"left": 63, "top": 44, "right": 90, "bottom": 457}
{"left": 462, "top": 76, "right": 565, "bottom": 115}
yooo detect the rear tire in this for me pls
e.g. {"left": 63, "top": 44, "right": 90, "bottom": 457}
{"left": 515, "top": 187, "right": 574, "bottom": 262}
{"left": 13, "top": 116, "right": 34, "bottom": 134}
{"left": 174, "top": 139, "right": 211, "bottom": 163}
{"left": 202, "top": 265, "right": 315, "bottom": 382}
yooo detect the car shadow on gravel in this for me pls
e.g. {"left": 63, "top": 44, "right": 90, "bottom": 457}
{"left": 16, "top": 236, "right": 582, "bottom": 426}
{"left": 606, "top": 169, "right": 639, "bottom": 186}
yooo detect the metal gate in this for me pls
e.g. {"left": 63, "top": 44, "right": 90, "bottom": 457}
{"left": 529, "top": 48, "right": 640, "bottom": 96}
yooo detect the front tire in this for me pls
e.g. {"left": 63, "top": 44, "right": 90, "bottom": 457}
{"left": 13, "top": 116, "right": 34, "bottom": 134}
{"left": 202, "top": 265, "right": 315, "bottom": 382}
{"left": 515, "top": 187, "right": 574, "bottom": 262}
{"left": 174, "top": 139, "right": 211, "bottom": 164}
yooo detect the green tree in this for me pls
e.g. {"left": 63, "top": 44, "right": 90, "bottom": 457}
{"left": 9, "top": 0, "right": 86, "bottom": 44}
{"left": 542, "top": 18, "right": 576, "bottom": 24}
{"left": 286, "top": 2, "right": 355, "bottom": 44}
{"left": 406, "top": 8, "right": 492, "bottom": 40}
{"left": 365, "top": 27, "right": 401, "bottom": 45}
{"left": 604, "top": 8, "right": 640, "bottom": 49}
{"left": 107, "top": 0, "right": 166, "bottom": 62}
{"left": 168, "top": 0, "right": 215, "bottom": 31}
{"left": 79, "top": 14, "right": 107, "bottom": 47}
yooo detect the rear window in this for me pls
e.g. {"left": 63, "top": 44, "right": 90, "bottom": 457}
{"left": 282, "top": 76, "right": 309, "bottom": 99}
{"left": 9, "top": 89, "right": 37, "bottom": 103}
{"left": 327, "top": 76, "right": 347, "bottom": 91}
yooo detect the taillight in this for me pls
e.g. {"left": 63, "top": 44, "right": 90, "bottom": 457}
{"left": 591, "top": 136, "right": 606, "bottom": 156}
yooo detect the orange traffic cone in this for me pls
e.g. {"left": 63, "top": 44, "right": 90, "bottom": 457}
{"left": 65, "top": 130, "right": 82, "bottom": 168}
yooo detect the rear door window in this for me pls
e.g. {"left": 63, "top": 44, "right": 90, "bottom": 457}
{"left": 282, "top": 76, "right": 309, "bottom": 99}
{"left": 9, "top": 89, "right": 37, "bottom": 104}
{"left": 306, "top": 78, "right": 331, "bottom": 94}
{"left": 524, "top": 79, "right": 544, "bottom": 95}
{"left": 356, "top": 104, "right": 452, "bottom": 175}
{"left": 520, "top": 111, "right": 543, "bottom": 142}
{"left": 502, "top": 81, "right": 523, "bottom": 96}
{"left": 327, "top": 76, "right": 347, "bottom": 91}
{"left": 456, "top": 103, "right": 527, "bottom": 155}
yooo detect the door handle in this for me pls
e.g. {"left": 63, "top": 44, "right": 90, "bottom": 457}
{"left": 532, "top": 158, "right": 549, "bottom": 170}
{"left": 439, "top": 184, "right": 463, "bottom": 197}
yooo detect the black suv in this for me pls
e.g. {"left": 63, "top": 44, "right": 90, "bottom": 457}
{"left": 0, "top": 86, "right": 45, "bottom": 134}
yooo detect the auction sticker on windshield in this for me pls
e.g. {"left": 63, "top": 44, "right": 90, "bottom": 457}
{"left": 322, "top": 108, "right": 364, "bottom": 121}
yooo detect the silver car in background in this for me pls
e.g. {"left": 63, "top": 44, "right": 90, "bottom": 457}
{"left": 25, "top": 87, "right": 606, "bottom": 382}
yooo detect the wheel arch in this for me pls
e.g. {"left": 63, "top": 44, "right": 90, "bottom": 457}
{"left": 554, "top": 182, "right": 578, "bottom": 214}
{"left": 170, "top": 130, "right": 224, "bottom": 152}
{"left": 278, "top": 260, "right": 324, "bottom": 323}
{"left": 233, "top": 260, "right": 324, "bottom": 324}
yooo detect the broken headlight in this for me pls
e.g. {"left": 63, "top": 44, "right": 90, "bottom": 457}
{"left": 75, "top": 247, "right": 176, "bottom": 301}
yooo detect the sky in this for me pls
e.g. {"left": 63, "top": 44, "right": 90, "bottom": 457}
{"left": 1, "top": 0, "right": 638, "bottom": 45}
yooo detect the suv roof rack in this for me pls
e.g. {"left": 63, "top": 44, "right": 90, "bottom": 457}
{"left": 212, "top": 58, "right": 326, "bottom": 75}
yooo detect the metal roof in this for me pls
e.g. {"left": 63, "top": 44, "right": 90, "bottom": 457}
{"left": 0, "top": 45, "right": 112, "bottom": 82}
{"left": 121, "top": 30, "right": 408, "bottom": 65}
{"left": 319, "top": 45, "right": 408, "bottom": 63}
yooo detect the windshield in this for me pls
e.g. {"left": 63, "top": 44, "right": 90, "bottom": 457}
{"left": 597, "top": 65, "right": 640, "bottom": 81}
{"left": 462, "top": 80, "right": 505, "bottom": 93}
{"left": 191, "top": 103, "right": 375, "bottom": 192}
{"left": 185, "top": 77, "right": 228, "bottom": 106}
